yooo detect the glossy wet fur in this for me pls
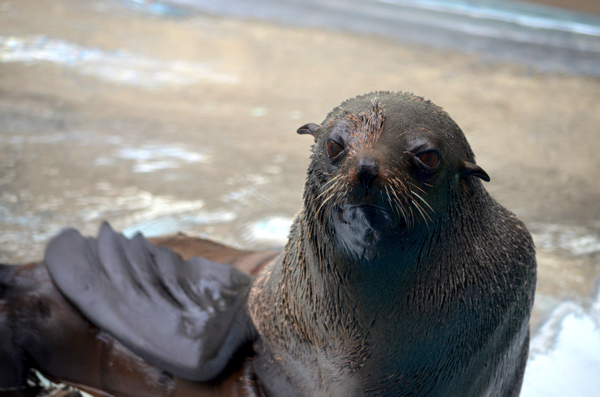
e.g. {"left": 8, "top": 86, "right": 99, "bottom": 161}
{"left": 249, "top": 92, "right": 534, "bottom": 396}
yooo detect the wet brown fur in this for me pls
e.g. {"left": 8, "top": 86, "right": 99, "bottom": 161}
{"left": 248, "top": 91, "right": 536, "bottom": 396}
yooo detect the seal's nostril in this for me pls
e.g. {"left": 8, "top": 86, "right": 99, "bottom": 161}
{"left": 356, "top": 157, "right": 379, "bottom": 192}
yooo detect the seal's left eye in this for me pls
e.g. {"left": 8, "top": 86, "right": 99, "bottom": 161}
{"left": 326, "top": 139, "right": 344, "bottom": 160}
{"left": 416, "top": 151, "right": 439, "bottom": 168}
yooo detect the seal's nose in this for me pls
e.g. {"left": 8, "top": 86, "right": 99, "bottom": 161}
{"left": 356, "top": 156, "right": 379, "bottom": 192}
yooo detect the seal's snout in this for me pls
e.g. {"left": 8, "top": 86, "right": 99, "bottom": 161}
{"left": 356, "top": 156, "right": 379, "bottom": 193}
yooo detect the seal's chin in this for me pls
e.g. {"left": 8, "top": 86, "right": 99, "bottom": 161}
{"left": 332, "top": 203, "right": 396, "bottom": 256}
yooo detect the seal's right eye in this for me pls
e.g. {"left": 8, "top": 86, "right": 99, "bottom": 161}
{"left": 326, "top": 139, "right": 344, "bottom": 160}
{"left": 416, "top": 150, "right": 439, "bottom": 168}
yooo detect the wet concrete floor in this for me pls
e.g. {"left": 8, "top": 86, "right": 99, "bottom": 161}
{"left": 1, "top": 0, "right": 599, "bottom": 395}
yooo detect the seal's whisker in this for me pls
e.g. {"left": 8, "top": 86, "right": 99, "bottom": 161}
{"left": 410, "top": 190, "right": 434, "bottom": 214}
{"left": 317, "top": 174, "right": 343, "bottom": 201}
{"left": 398, "top": 201, "right": 410, "bottom": 227}
{"left": 387, "top": 182, "right": 411, "bottom": 227}
{"left": 405, "top": 196, "right": 416, "bottom": 227}
{"left": 410, "top": 195, "right": 431, "bottom": 226}
{"left": 392, "top": 176, "right": 411, "bottom": 195}
{"left": 383, "top": 186, "right": 396, "bottom": 214}
{"left": 317, "top": 192, "right": 338, "bottom": 215}
{"left": 317, "top": 180, "right": 346, "bottom": 216}
{"left": 406, "top": 180, "right": 427, "bottom": 195}
{"left": 384, "top": 185, "right": 404, "bottom": 222}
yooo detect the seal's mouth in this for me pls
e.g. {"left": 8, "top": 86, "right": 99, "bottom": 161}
{"left": 315, "top": 166, "right": 433, "bottom": 241}
{"left": 328, "top": 201, "right": 396, "bottom": 255}
{"left": 334, "top": 181, "right": 431, "bottom": 234}
{"left": 347, "top": 203, "right": 391, "bottom": 213}
{"left": 337, "top": 201, "right": 396, "bottom": 230}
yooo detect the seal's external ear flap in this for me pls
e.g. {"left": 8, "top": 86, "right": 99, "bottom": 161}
{"left": 462, "top": 161, "right": 490, "bottom": 182}
{"left": 297, "top": 123, "right": 320, "bottom": 141}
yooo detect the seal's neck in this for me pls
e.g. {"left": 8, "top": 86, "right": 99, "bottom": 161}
{"left": 274, "top": 202, "right": 429, "bottom": 338}
{"left": 288, "top": 175, "right": 495, "bottom": 314}
{"left": 248, "top": 178, "right": 495, "bottom": 395}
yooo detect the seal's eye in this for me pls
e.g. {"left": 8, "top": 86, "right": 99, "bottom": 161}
{"left": 326, "top": 139, "right": 344, "bottom": 160}
{"left": 416, "top": 151, "right": 439, "bottom": 168}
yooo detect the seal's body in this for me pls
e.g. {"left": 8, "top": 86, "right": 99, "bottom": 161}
{"left": 0, "top": 92, "right": 535, "bottom": 397}
{"left": 249, "top": 92, "right": 535, "bottom": 396}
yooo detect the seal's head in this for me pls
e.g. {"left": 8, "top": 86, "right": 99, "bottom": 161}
{"left": 297, "top": 91, "right": 489, "bottom": 259}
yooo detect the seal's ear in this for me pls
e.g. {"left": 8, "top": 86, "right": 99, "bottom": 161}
{"left": 297, "top": 123, "right": 320, "bottom": 141}
{"left": 462, "top": 161, "right": 490, "bottom": 182}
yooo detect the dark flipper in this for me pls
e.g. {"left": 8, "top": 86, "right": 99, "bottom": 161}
{"left": 44, "top": 222, "right": 256, "bottom": 382}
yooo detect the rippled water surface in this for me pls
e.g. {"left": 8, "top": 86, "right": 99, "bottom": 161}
{"left": 1, "top": 0, "right": 599, "bottom": 395}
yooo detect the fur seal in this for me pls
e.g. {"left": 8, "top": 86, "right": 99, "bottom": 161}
{"left": 0, "top": 91, "right": 535, "bottom": 397}
{"left": 248, "top": 91, "right": 536, "bottom": 396}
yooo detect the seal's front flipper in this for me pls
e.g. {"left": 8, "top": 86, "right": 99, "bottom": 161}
{"left": 44, "top": 222, "right": 256, "bottom": 382}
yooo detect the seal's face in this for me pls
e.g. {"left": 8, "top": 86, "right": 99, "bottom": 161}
{"left": 298, "top": 93, "right": 489, "bottom": 259}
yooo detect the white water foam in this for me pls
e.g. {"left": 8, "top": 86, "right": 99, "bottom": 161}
{"left": 247, "top": 216, "right": 293, "bottom": 245}
{"left": 116, "top": 145, "right": 210, "bottom": 173}
{"left": 522, "top": 299, "right": 600, "bottom": 397}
